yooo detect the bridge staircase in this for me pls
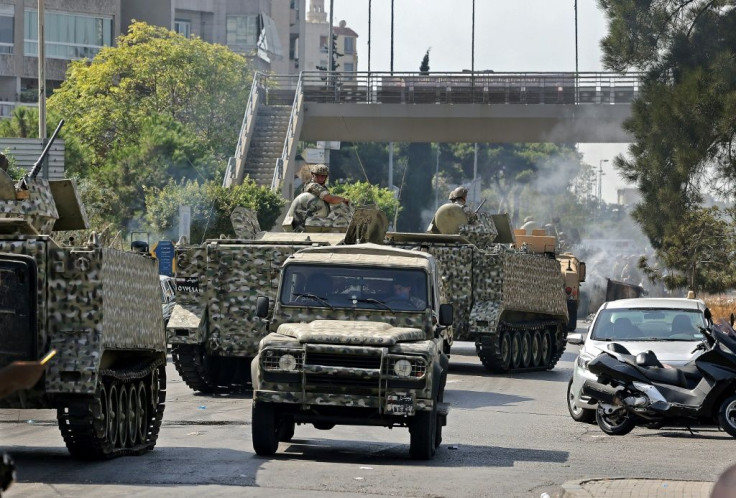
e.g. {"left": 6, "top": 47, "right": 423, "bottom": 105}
{"left": 226, "top": 73, "right": 304, "bottom": 199}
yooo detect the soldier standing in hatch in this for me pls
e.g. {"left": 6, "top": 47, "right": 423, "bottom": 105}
{"left": 304, "top": 163, "right": 350, "bottom": 206}
{"left": 284, "top": 164, "right": 350, "bottom": 231}
{"left": 427, "top": 186, "right": 478, "bottom": 233}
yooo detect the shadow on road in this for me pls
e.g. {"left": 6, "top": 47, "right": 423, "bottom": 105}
{"left": 277, "top": 438, "right": 569, "bottom": 467}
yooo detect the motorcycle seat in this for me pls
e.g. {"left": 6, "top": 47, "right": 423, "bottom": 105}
{"left": 641, "top": 363, "right": 701, "bottom": 389}
{"left": 636, "top": 350, "right": 663, "bottom": 368}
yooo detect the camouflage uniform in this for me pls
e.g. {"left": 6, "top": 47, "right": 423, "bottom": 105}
{"left": 305, "top": 181, "right": 330, "bottom": 200}
{"left": 285, "top": 190, "right": 330, "bottom": 232}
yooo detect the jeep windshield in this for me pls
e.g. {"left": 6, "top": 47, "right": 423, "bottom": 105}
{"left": 279, "top": 264, "right": 429, "bottom": 312}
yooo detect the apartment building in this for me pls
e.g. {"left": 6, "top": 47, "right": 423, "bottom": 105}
{"left": 0, "top": 0, "right": 306, "bottom": 117}
{"left": 303, "top": 0, "right": 357, "bottom": 73}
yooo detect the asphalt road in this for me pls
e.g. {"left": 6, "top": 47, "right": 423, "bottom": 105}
{"left": 2, "top": 333, "right": 735, "bottom": 498}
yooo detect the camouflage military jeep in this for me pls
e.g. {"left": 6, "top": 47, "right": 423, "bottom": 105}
{"left": 251, "top": 243, "right": 453, "bottom": 460}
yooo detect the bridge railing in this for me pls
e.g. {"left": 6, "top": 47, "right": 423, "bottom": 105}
{"left": 261, "top": 71, "right": 643, "bottom": 106}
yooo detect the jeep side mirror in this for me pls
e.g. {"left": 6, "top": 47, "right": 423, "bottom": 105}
{"left": 704, "top": 307, "right": 712, "bottom": 324}
{"left": 256, "top": 296, "right": 270, "bottom": 318}
{"left": 731, "top": 313, "right": 735, "bottom": 328}
{"left": 439, "top": 304, "right": 453, "bottom": 327}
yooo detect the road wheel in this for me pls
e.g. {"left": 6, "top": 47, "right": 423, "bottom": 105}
{"left": 126, "top": 382, "right": 139, "bottom": 446}
{"left": 520, "top": 331, "right": 532, "bottom": 368}
{"left": 252, "top": 402, "right": 279, "bottom": 456}
{"left": 409, "top": 406, "right": 437, "bottom": 460}
{"left": 509, "top": 331, "right": 521, "bottom": 369}
{"left": 107, "top": 384, "right": 119, "bottom": 448}
{"left": 567, "top": 378, "right": 595, "bottom": 423}
{"left": 278, "top": 417, "right": 296, "bottom": 442}
{"left": 135, "top": 381, "right": 149, "bottom": 444}
{"left": 718, "top": 394, "right": 736, "bottom": 438}
{"left": 540, "top": 330, "right": 554, "bottom": 368}
{"left": 531, "top": 331, "right": 543, "bottom": 366}
{"left": 117, "top": 384, "right": 129, "bottom": 448}
{"left": 498, "top": 332, "right": 511, "bottom": 371}
{"left": 596, "top": 404, "right": 635, "bottom": 435}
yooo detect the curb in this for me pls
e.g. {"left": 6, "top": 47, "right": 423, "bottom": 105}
{"left": 559, "top": 478, "right": 715, "bottom": 498}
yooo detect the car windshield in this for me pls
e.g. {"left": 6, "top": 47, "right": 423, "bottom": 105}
{"left": 279, "top": 264, "right": 429, "bottom": 312}
{"left": 590, "top": 307, "right": 705, "bottom": 341}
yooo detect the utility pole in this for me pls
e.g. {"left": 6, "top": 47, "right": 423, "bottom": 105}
{"left": 598, "top": 159, "right": 608, "bottom": 207}
{"left": 367, "top": 0, "right": 371, "bottom": 73}
{"left": 388, "top": 0, "right": 395, "bottom": 192}
{"left": 38, "top": 0, "right": 46, "bottom": 140}
{"left": 328, "top": 0, "right": 334, "bottom": 72}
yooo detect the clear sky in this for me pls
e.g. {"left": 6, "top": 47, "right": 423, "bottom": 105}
{"left": 324, "top": 0, "right": 632, "bottom": 202}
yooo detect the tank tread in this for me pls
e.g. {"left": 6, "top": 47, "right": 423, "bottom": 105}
{"left": 171, "top": 344, "right": 252, "bottom": 394}
{"left": 475, "top": 320, "right": 567, "bottom": 374}
{"left": 57, "top": 357, "right": 166, "bottom": 460}
{"left": 171, "top": 344, "right": 219, "bottom": 394}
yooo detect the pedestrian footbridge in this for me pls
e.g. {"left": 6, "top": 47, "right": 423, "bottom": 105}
{"left": 225, "top": 71, "right": 640, "bottom": 197}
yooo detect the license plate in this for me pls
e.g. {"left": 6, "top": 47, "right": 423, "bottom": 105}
{"left": 386, "top": 392, "right": 415, "bottom": 415}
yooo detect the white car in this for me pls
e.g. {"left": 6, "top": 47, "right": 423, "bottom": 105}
{"left": 567, "top": 297, "right": 708, "bottom": 423}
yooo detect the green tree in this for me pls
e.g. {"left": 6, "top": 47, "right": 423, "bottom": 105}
{"left": 144, "top": 178, "right": 285, "bottom": 243}
{"left": 599, "top": 2, "right": 736, "bottom": 248}
{"left": 638, "top": 206, "right": 736, "bottom": 294}
{"left": 420, "top": 49, "right": 430, "bottom": 74}
{"left": 48, "top": 21, "right": 251, "bottom": 168}
{"left": 329, "top": 180, "right": 400, "bottom": 222}
{"left": 45, "top": 21, "right": 253, "bottom": 234}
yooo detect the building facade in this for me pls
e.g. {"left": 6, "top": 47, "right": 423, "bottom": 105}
{"left": 0, "top": 0, "right": 308, "bottom": 117}
{"left": 303, "top": 0, "right": 357, "bottom": 73}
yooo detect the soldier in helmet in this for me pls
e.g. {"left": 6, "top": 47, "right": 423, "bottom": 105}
{"left": 283, "top": 163, "right": 350, "bottom": 232}
{"left": 427, "top": 186, "right": 478, "bottom": 234}
{"left": 304, "top": 163, "right": 350, "bottom": 206}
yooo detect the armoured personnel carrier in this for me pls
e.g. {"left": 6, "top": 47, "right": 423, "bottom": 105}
{"left": 387, "top": 212, "right": 569, "bottom": 373}
{"left": 168, "top": 202, "right": 387, "bottom": 393}
{"left": 0, "top": 123, "right": 167, "bottom": 459}
{"left": 513, "top": 228, "right": 586, "bottom": 331}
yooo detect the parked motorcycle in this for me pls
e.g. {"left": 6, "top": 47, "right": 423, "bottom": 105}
{"left": 581, "top": 309, "right": 736, "bottom": 436}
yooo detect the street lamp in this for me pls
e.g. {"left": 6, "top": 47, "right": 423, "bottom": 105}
{"left": 598, "top": 159, "right": 608, "bottom": 205}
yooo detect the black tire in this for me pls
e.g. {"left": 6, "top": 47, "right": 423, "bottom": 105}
{"left": 718, "top": 394, "right": 736, "bottom": 438}
{"left": 531, "top": 330, "right": 543, "bottom": 367}
{"left": 596, "top": 404, "right": 635, "bottom": 435}
{"left": 252, "top": 402, "right": 279, "bottom": 456}
{"left": 520, "top": 331, "right": 532, "bottom": 368}
{"left": 278, "top": 418, "right": 296, "bottom": 442}
{"left": 567, "top": 378, "right": 595, "bottom": 423}
{"left": 567, "top": 300, "right": 579, "bottom": 331}
{"left": 540, "top": 329, "right": 554, "bottom": 368}
{"left": 313, "top": 422, "right": 335, "bottom": 430}
{"left": 509, "top": 332, "right": 521, "bottom": 369}
{"left": 497, "top": 332, "right": 511, "bottom": 371}
{"left": 409, "top": 407, "right": 437, "bottom": 460}
{"left": 435, "top": 372, "right": 447, "bottom": 448}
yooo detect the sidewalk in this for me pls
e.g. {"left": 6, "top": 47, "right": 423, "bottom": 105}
{"left": 560, "top": 478, "right": 714, "bottom": 497}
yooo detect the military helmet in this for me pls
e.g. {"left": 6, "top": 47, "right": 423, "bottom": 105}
{"left": 449, "top": 186, "right": 468, "bottom": 201}
{"left": 310, "top": 163, "right": 329, "bottom": 176}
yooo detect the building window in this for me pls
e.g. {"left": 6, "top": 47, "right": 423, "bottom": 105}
{"left": 319, "top": 35, "right": 328, "bottom": 53}
{"left": 174, "top": 19, "right": 191, "bottom": 38}
{"left": 226, "top": 15, "right": 259, "bottom": 53}
{"left": 343, "top": 37, "right": 354, "bottom": 55}
{"left": 0, "top": 5, "right": 14, "bottom": 55}
{"left": 344, "top": 62, "right": 354, "bottom": 72}
{"left": 24, "top": 10, "right": 112, "bottom": 60}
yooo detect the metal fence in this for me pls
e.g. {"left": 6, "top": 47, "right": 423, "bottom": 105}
{"left": 260, "top": 71, "right": 642, "bottom": 106}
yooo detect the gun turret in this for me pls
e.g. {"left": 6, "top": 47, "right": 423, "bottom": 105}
{"left": 18, "top": 119, "right": 65, "bottom": 189}
{"left": 0, "top": 119, "right": 88, "bottom": 236}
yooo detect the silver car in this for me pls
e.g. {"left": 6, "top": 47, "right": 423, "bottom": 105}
{"left": 567, "top": 297, "right": 707, "bottom": 423}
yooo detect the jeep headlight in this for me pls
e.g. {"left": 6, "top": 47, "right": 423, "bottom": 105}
{"left": 389, "top": 356, "right": 427, "bottom": 378}
{"left": 262, "top": 349, "right": 303, "bottom": 372}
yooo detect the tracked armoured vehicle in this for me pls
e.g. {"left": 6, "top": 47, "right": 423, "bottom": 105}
{"left": 387, "top": 212, "right": 569, "bottom": 373}
{"left": 0, "top": 123, "right": 167, "bottom": 459}
{"left": 512, "top": 228, "right": 586, "bottom": 331}
{"left": 168, "top": 202, "right": 387, "bottom": 393}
